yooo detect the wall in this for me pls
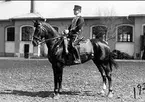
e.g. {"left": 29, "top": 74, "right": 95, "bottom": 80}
{"left": 0, "top": 21, "right": 13, "bottom": 56}
{"left": 0, "top": 16, "right": 143, "bottom": 58}
{"left": 13, "top": 20, "right": 35, "bottom": 57}
{"left": 48, "top": 19, "right": 72, "bottom": 33}
{"left": 41, "top": 17, "right": 136, "bottom": 57}
{"left": 115, "top": 42, "right": 134, "bottom": 56}
{"left": 133, "top": 17, "right": 145, "bottom": 58}
{"left": 0, "top": 23, "right": 5, "bottom": 56}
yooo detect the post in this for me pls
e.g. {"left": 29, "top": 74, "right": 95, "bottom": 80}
{"left": 137, "top": 84, "right": 142, "bottom": 95}
{"left": 37, "top": 44, "right": 41, "bottom": 57}
{"left": 134, "top": 87, "right": 136, "bottom": 99}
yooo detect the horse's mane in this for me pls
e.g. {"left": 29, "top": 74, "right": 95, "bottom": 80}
{"left": 39, "top": 21, "right": 60, "bottom": 37}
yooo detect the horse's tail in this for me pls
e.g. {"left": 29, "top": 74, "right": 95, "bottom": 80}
{"left": 108, "top": 52, "right": 118, "bottom": 70}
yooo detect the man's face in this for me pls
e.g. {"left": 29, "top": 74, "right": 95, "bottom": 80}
{"left": 73, "top": 9, "right": 81, "bottom": 15}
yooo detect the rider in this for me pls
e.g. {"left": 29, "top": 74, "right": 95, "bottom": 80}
{"left": 64, "top": 5, "right": 84, "bottom": 64}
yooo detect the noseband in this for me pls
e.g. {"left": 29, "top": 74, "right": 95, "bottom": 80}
{"left": 33, "top": 35, "right": 42, "bottom": 41}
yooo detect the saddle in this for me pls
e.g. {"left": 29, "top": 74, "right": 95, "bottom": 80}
{"left": 64, "top": 38, "right": 94, "bottom": 65}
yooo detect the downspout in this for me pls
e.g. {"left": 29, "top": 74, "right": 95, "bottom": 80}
{"left": 30, "top": 0, "right": 34, "bottom": 13}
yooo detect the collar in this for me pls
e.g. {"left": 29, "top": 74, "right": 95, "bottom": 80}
{"left": 75, "top": 13, "right": 81, "bottom": 17}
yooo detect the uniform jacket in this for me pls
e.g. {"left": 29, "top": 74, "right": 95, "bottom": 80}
{"left": 68, "top": 16, "right": 84, "bottom": 35}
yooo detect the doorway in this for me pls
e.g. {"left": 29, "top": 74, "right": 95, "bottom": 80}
{"left": 24, "top": 44, "right": 29, "bottom": 58}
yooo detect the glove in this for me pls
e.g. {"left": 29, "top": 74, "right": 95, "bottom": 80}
{"left": 64, "top": 29, "right": 69, "bottom": 34}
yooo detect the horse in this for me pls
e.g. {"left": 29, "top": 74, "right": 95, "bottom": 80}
{"left": 32, "top": 20, "right": 118, "bottom": 98}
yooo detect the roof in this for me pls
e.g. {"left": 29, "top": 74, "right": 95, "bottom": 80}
{"left": 129, "top": 14, "right": 145, "bottom": 17}
{"left": 10, "top": 12, "right": 44, "bottom": 20}
{"left": 0, "top": 19, "right": 9, "bottom": 21}
{"left": 0, "top": 12, "right": 137, "bottom": 21}
{"left": 45, "top": 15, "right": 127, "bottom": 20}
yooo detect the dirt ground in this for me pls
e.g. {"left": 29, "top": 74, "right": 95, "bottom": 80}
{"left": 0, "top": 59, "right": 145, "bottom": 102}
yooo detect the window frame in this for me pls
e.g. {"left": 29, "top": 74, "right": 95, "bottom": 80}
{"left": 91, "top": 25, "right": 107, "bottom": 39}
{"left": 116, "top": 24, "right": 134, "bottom": 42}
{"left": 20, "top": 25, "right": 34, "bottom": 41}
{"left": 5, "top": 26, "right": 15, "bottom": 42}
{"left": 142, "top": 24, "right": 145, "bottom": 36}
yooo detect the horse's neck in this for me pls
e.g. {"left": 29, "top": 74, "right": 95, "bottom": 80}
{"left": 45, "top": 34, "right": 60, "bottom": 50}
{"left": 46, "top": 38, "right": 63, "bottom": 58}
{"left": 44, "top": 23, "right": 61, "bottom": 51}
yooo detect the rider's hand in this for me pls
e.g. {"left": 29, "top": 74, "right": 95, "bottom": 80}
{"left": 64, "top": 29, "right": 69, "bottom": 34}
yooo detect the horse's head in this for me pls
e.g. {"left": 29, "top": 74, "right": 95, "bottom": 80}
{"left": 32, "top": 20, "right": 60, "bottom": 47}
{"left": 32, "top": 20, "right": 46, "bottom": 47}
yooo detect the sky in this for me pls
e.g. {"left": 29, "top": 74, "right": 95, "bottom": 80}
{"left": 0, "top": 1, "right": 145, "bottom": 19}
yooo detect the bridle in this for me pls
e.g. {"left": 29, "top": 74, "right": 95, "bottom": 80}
{"left": 33, "top": 35, "right": 42, "bottom": 42}
{"left": 32, "top": 22, "right": 65, "bottom": 45}
{"left": 32, "top": 32, "right": 64, "bottom": 45}
{"left": 34, "top": 35, "right": 62, "bottom": 45}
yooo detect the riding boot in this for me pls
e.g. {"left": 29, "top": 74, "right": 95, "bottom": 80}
{"left": 64, "top": 36, "right": 69, "bottom": 54}
{"left": 73, "top": 46, "right": 81, "bottom": 64}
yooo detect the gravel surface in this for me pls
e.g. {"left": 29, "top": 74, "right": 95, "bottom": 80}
{"left": 0, "top": 59, "right": 145, "bottom": 102}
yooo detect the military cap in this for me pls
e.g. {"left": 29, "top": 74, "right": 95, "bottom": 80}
{"left": 73, "top": 5, "right": 82, "bottom": 10}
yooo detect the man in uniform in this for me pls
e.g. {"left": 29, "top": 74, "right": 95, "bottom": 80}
{"left": 64, "top": 5, "right": 84, "bottom": 64}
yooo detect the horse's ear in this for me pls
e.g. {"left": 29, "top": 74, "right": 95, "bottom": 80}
{"left": 33, "top": 20, "right": 40, "bottom": 27}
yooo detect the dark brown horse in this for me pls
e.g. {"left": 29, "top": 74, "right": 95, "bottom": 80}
{"left": 32, "top": 20, "right": 118, "bottom": 98}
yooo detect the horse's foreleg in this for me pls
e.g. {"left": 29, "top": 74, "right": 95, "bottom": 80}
{"left": 58, "top": 68, "right": 63, "bottom": 93}
{"left": 53, "top": 69, "right": 59, "bottom": 94}
{"left": 52, "top": 65, "right": 60, "bottom": 95}
{"left": 52, "top": 67, "right": 61, "bottom": 99}
{"left": 97, "top": 65, "right": 107, "bottom": 96}
{"left": 53, "top": 63, "right": 64, "bottom": 94}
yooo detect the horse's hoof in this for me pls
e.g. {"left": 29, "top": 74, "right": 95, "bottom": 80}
{"left": 97, "top": 90, "right": 105, "bottom": 97}
{"left": 108, "top": 92, "right": 113, "bottom": 98}
{"left": 62, "top": 87, "right": 70, "bottom": 91}
{"left": 53, "top": 94, "right": 60, "bottom": 99}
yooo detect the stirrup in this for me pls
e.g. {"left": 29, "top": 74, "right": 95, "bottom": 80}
{"left": 74, "top": 59, "right": 81, "bottom": 64}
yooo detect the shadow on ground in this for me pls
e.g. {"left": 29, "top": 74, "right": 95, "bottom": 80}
{"left": 0, "top": 89, "right": 81, "bottom": 98}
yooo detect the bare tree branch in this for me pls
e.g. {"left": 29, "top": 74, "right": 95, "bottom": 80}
{"left": 95, "top": 8, "right": 117, "bottom": 41}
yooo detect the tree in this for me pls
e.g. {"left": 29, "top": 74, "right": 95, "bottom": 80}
{"left": 95, "top": 7, "right": 118, "bottom": 42}
{"left": 4, "top": 0, "right": 11, "bottom": 1}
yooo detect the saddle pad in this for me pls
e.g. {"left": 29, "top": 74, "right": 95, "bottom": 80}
{"left": 79, "top": 39, "right": 94, "bottom": 55}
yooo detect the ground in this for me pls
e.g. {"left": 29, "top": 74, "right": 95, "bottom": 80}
{"left": 0, "top": 58, "right": 145, "bottom": 102}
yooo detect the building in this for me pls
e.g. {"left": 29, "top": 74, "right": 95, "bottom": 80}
{"left": 0, "top": 12, "right": 145, "bottom": 59}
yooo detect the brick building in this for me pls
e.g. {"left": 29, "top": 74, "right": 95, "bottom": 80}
{"left": 0, "top": 12, "right": 144, "bottom": 59}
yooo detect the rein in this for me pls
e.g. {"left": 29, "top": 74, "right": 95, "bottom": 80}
{"left": 33, "top": 35, "right": 63, "bottom": 45}
{"left": 40, "top": 36, "right": 62, "bottom": 44}
{"left": 33, "top": 21, "right": 67, "bottom": 45}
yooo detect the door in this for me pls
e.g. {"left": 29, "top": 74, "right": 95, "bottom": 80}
{"left": 24, "top": 44, "right": 29, "bottom": 58}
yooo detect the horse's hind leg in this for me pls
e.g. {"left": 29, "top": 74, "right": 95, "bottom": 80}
{"left": 105, "top": 67, "right": 113, "bottom": 97}
{"left": 96, "top": 64, "right": 107, "bottom": 96}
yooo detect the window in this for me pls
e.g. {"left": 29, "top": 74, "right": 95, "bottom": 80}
{"left": 21, "top": 26, "right": 34, "bottom": 41}
{"left": 143, "top": 26, "right": 145, "bottom": 36}
{"left": 117, "top": 25, "right": 133, "bottom": 42}
{"left": 92, "top": 25, "right": 107, "bottom": 40}
{"left": 7, "top": 27, "right": 15, "bottom": 41}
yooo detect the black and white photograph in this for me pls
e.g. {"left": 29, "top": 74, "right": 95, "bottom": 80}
{"left": 0, "top": 0, "right": 145, "bottom": 102}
